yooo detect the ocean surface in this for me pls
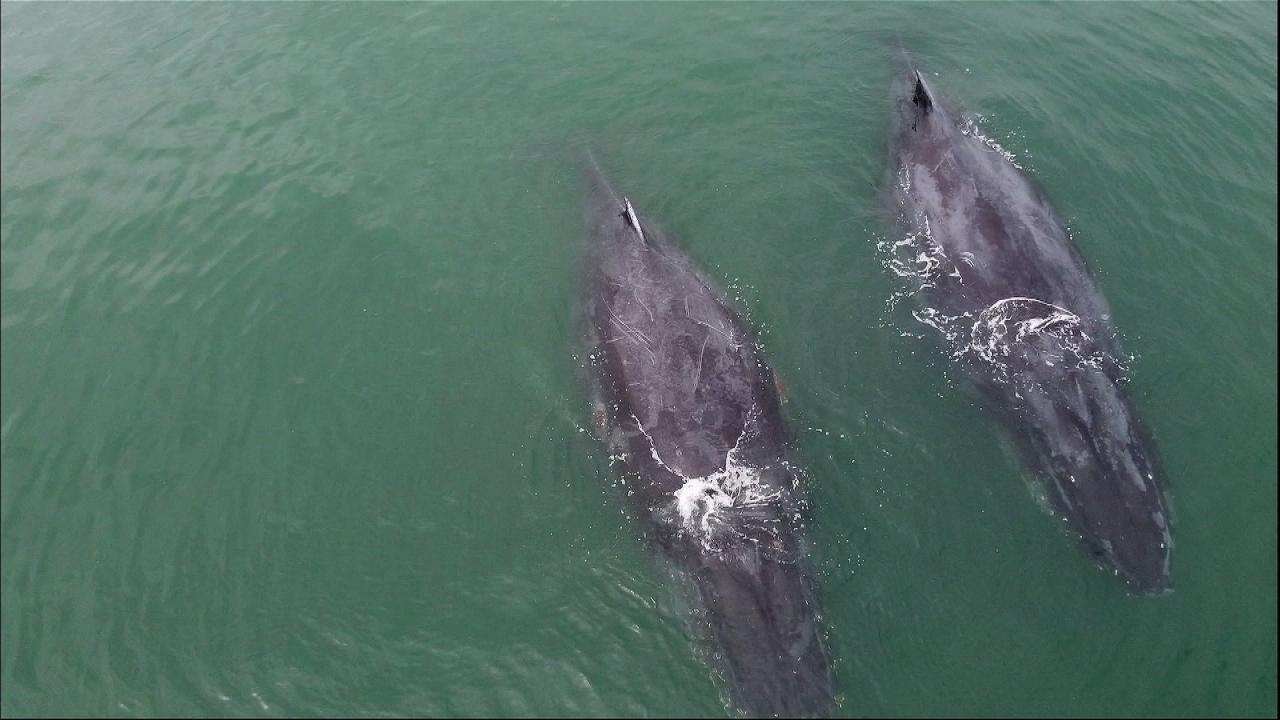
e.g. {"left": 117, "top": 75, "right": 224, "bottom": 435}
{"left": 2, "top": 2, "right": 1276, "bottom": 717}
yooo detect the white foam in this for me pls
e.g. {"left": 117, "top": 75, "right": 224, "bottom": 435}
{"left": 672, "top": 459, "right": 784, "bottom": 550}
{"left": 664, "top": 406, "right": 788, "bottom": 552}
{"left": 962, "top": 115, "right": 1025, "bottom": 169}
{"left": 873, "top": 215, "right": 1127, "bottom": 385}
{"left": 966, "top": 296, "right": 1121, "bottom": 381}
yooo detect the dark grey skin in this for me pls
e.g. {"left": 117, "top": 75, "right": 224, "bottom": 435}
{"left": 580, "top": 160, "right": 837, "bottom": 717}
{"left": 886, "top": 65, "right": 1174, "bottom": 594}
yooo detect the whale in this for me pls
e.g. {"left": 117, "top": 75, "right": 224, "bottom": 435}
{"left": 883, "top": 61, "right": 1174, "bottom": 594}
{"left": 579, "top": 157, "right": 837, "bottom": 716}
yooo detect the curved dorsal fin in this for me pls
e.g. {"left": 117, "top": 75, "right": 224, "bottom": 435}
{"left": 909, "top": 70, "right": 935, "bottom": 132}
{"left": 912, "top": 71, "right": 933, "bottom": 115}
{"left": 619, "top": 197, "right": 646, "bottom": 243}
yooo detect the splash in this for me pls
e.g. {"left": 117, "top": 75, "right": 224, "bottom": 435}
{"left": 874, "top": 222, "right": 1125, "bottom": 384}
{"left": 665, "top": 406, "right": 793, "bottom": 553}
{"left": 877, "top": 156, "right": 1126, "bottom": 384}
{"left": 673, "top": 461, "right": 783, "bottom": 547}
{"left": 962, "top": 114, "right": 1025, "bottom": 169}
{"left": 967, "top": 296, "right": 1121, "bottom": 382}
{"left": 874, "top": 207, "right": 973, "bottom": 347}
{"left": 876, "top": 222, "right": 952, "bottom": 314}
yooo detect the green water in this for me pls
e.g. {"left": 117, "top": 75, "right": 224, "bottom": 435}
{"left": 1, "top": 2, "right": 1275, "bottom": 717}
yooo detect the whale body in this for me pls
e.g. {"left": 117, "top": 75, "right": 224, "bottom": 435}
{"left": 884, "top": 65, "right": 1174, "bottom": 594}
{"left": 581, "top": 159, "right": 837, "bottom": 716}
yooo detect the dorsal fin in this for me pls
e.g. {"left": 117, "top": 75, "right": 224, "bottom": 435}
{"left": 911, "top": 71, "right": 933, "bottom": 115}
{"left": 619, "top": 197, "right": 646, "bottom": 243}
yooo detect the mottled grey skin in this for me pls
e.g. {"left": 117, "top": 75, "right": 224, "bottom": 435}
{"left": 888, "top": 65, "right": 1173, "bottom": 594}
{"left": 581, "top": 161, "right": 836, "bottom": 717}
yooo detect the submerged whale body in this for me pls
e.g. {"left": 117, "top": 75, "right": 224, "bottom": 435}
{"left": 580, "top": 158, "right": 837, "bottom": 717}
{"left": 885, "top": 63, "right": 1174, "bottom": 594}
